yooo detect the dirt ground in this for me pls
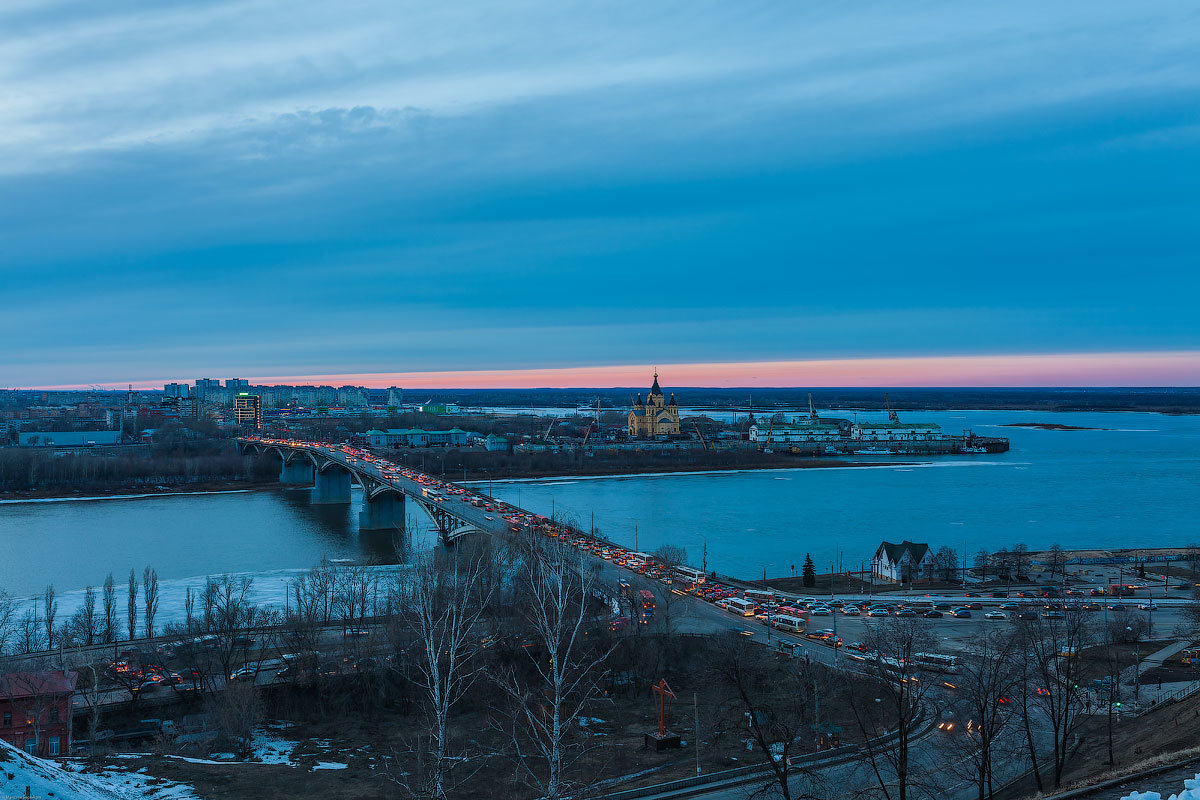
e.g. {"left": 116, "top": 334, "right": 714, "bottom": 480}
{"left": 1002, "top": 691, "right": 1200, "bottom": 799}
{"left": 82, "top": 646, "right": 889, "bottom": 799}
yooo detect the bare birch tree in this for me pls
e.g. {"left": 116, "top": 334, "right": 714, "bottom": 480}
{"left": 493, "top": 539, "right": 615, "bottom": 799}
{"left": 0, "top": 589, "right": 18, "bottom": 655}
{"left": 393, "top": 549, "right": 495, "bottom": 799}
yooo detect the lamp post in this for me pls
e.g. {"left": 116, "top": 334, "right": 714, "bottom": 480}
{"left": 1128, "top": 626, "right": 1140, "bottom": 703}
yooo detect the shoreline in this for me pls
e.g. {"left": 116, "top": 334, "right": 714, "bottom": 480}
{"left": 0, "top": 480, "right": 278, "bottom": 504}
{"left": 453, "top": 460, "right": 912, "bottom": 484}
{"left": 0, "top": 459, "right": 931, "bottom": 502}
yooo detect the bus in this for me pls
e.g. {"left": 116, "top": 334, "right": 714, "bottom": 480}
{"left": 914, "top": 653, "right": 959, "bottom": 674}
{"left": 726, "top": 598, "right": 759, "bottom": 617}
{"left": 1180, "top": 649, "right": 1200, "bottom": 666}
{"left": 674, "top": 566, "right": 706, "bottom": 586}
{"left": 744, "top": 589, "right": 776, "bottom": 605}
{"left": 1106, "top": 584, "right": 1138, "bottom": 596}
{"left": 771, "top": 615, "right": 806, "bottom": 633}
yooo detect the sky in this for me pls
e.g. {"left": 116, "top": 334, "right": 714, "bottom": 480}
{"left": 1, "top": 0, "right": 1198, "bottom": 388}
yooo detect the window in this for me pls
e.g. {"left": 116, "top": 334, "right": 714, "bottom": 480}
{"left": 48, "top": 736, "right": 60, "bottom": 756}
{"left": 49, "top": 706, "right": 59, "bottom": 722}
{"left": 24, "top": 739, "right": 35, "bottom": 754}
{"left": 2, "top": 711, "right": 10, "bottom": 727}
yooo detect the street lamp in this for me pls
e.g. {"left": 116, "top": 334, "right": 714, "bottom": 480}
{"left": 1128, "top": 626, "right": 1141, "bottom": 702}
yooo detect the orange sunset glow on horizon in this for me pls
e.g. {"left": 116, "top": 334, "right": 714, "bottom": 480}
{"left": 37, "top": 350, "right": 1200, "bottom": 391}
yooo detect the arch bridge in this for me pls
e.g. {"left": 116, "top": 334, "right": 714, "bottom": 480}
{"left": 237, "top": 438, "right": 495, "bottom": 543}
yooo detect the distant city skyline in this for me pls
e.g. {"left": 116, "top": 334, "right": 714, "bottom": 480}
{"left": 2, "top": 2, "right": 1197, "bottom": 387}
{"left": 16, "top": 350, "right": 1200, "bottom": 391}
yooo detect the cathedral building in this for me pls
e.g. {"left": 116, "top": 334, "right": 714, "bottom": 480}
{"left": 628, "top": 372, "right": 681, "bottom": 438}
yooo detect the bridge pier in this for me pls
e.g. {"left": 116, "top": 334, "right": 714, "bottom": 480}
{"left": 360, "top": 492, "right": 404, "bottom": 531}
{"left": 280, "top": 459, "right": 314, "bottom": 485}
{"left": 312, "top": 466, "right": 352, "bottom": 504}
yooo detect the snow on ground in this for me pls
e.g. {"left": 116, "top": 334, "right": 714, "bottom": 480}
{"left": 250, "top": 727, "right": 301, "bottom": 766}
{"left": 0, "top": 739, "right": 199, "bottom": 800}
{"left": 312, "top": 762, "right": 348, "bottom": 770}
{"left": 1122, "top": 773, "right": 1200, "bottom": 800}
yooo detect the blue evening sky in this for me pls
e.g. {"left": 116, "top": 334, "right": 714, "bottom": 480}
{"left": 1, "top": 1, "right": 1197, "bottom": 386}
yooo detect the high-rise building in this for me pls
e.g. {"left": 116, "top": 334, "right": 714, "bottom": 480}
{"left": 387, "top": 386, "right": 403, "bottom": 408}
{"left": 194, "top": 378, "right": 221, "bottom": 403}
{"left": 226, "top": 378, "right": 249, "bottom": 391}
{"left": 164, "top": 383, "right": 190, "bottom": 398}
{"left": 233, "top": 393, "right": 263, "bottom": 429}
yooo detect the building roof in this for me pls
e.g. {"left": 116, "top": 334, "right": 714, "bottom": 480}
{"left": 857, "top": 422, "right": 941, "bottom": 430}
{"left": 0, "top": 670, "right": 78, "bottom": 698}
{"left": 650, "top": 372, "right": 662, "bottom": 395}
{"left": 876, "top": 540, "right": 931, "bottom": 565}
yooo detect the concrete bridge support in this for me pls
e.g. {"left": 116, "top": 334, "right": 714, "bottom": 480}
{"left": 312, "top": 466, "right": 352, "bottom": 504}
{"left": 360, "top": 492, "right": 404, "bottom": 531}
{"left": 280, "top": 459, "right": 314, "bottom": 485}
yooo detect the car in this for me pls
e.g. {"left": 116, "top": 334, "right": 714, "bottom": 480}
{"left": 923, "top": 610, "right": 944, "bottom": 618}
{"left": 896, "top": 609, "right": 917, "bottom": 617}
{"left": 810, "top": 608, "right": 831, "bottom": 616}
{"left": 1000, "top": 602, "right": 1021, "bottom": 610}
{"left": 866, "top": 608, "right": 889, "bottom": 617}
{"left": 968, "top": 602, "right": 983, "bottom": 610}
{"left": 1138, "top": 602, "right": 1159, "bottom": 610}
{"left": 965, "top": 592, "right": 980, "bottom": 598}
{"left": 991, "top": 591, "right": 1010, "bottom": 598}
{"left": 934, "top": 603, "right": 953, "bottom": 611}
{"left": 1016, "top": 610, "right": 1039, "bottom": 620}
{"left": 1107, "top": 603, "right": 1128, "bottom": 611}
{"left": 953, "top": 609, "right": 972, "bottom": 618}
{"left": 985, "top": 611, "right": 1006, "bottom": 620}
{"left": 1042, "top": 610, "right": 1065, "bottom": 619}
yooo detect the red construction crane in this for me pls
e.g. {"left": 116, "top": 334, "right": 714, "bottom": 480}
{"left": 651, "top": 678, "right": 677, "bottom": 737}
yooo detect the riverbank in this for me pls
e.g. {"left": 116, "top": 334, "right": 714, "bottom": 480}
{"left": 0, "top": 478, "right": 279, "bottom": 503}
{"left": 457, "top": 457, "right": 911, "bottom": 482}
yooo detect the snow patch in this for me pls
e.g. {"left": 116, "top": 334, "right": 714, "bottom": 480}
{"left": 1121, "top": 772, "right": 1200, "bottom": 800}
{"left": 312, "top": 762, "right": 348, "bottom": 770}
{"left": 0, "top": 739, "right": 199, "bottom": 800}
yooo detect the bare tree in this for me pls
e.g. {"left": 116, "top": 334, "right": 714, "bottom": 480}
{"left": 934, "top": 546, "right": 959, "bottom": 583}
{"left": 76, "top": 586, "right": 98, "bottom": 646}
{"left": 974, "top": 550, "right": 991, "bottom": 582}
{"left": 393, "top": 549, "right": 495, "bottom": 799}
{"left": 1015, "top": 603, "right": 1094, "bottom": 787}
{"left": 707, "top": 633, "right": 833, "bottom": 800}
{"left": 143, "top": 566, "right": 159, "bottom": 638}
{"left": 42, "top": 585, "right": 57, "bottom": 649}
{"left": 18, "top": 607, "right": 42, "bottom": 653}
{"left": 207, "top": 680, "right": 265, "bottom": 756}
{"left": 1012, "top": 543, "right": 1030, "bottom": 579}
{"left": 0, "top": 589, "right": 17, "bottom": 655}
{"left": 493, "top": 539, "right": 615, "bottom": 799}
{"left": 126, "top": 568, "right": 139, "bottom": 641}
{"left": 185, "top": 586, "right": 196, "bottom": 631}
{"left": 1047, "top": 544, "right": 1066, "bottom": 579}
{"left": 851, "top": 616, "right": 940, "bottom": 800}
{"left": 944, "top": 629, "right": 1022, "bottom": 799}
{"left": 102, "top": 573, "right": 117, "bottom": 644}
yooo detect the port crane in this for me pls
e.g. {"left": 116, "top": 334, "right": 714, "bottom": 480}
{"left": 692, "top": 423, "right": 710, "bottom": 451}
{"left": 884, "top": 392, "right": 900, "bottom": 423}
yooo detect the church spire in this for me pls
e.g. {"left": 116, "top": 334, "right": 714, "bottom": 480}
{"left": 650, "top": 370, "right": 662, "bottom": 396}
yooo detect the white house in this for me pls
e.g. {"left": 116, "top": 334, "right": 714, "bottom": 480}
{"left": 872, "top": 540, "right": 935, "bottom": 583}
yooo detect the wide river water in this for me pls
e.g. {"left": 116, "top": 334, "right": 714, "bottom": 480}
{"left": 2, "top": 409, "right": 1198, "bottom": 604}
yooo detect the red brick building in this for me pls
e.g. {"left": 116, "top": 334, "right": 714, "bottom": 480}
{"left": 0, "top": 671, "right": 78, "bottom": 757}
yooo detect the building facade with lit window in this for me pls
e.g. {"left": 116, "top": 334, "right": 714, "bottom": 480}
{"left": 0, "top": 671, "right": 78, "bottom": 758}
{"left": 233, "top": 393, "right": 263, "bottom": 429}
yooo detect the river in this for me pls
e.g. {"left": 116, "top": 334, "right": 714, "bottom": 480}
{"left": 2, "top": 409, "right": 1198, "bottom": 604}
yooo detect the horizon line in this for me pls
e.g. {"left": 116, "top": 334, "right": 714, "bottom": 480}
{"left": 11, "top": 350, "right": 1200, "bottom": 391}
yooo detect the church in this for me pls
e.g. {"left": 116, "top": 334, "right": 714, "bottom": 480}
{"left": 628, "top": 372, "right": 681, "bottom": 438}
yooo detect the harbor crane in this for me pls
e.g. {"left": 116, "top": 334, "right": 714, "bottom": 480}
{"left": 885, "top": 392, "right": 900, "bottom": 423}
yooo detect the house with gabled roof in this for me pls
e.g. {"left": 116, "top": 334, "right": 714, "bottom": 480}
{"left": 872, "top": 540, "right": 935, "bottom": 583}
